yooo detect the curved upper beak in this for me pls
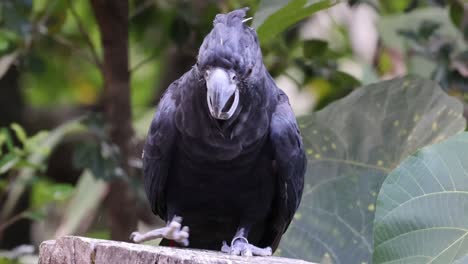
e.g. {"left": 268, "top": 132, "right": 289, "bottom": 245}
{"left": 205, "top": 68, "right": 239, "bottom": 120}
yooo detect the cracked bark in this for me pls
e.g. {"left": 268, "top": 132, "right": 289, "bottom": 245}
{"left": 39, "top": 236, "right": 316, "bottom": 264}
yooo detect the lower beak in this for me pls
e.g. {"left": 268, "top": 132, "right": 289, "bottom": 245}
{"left": 205, "top": 68, "right": 239, "bottom": 120}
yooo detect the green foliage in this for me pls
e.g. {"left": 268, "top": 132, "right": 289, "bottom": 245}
{"left": 303, "top": 39, "right": 329, "bottom": 59}
{"left": 0, "top": 29, "right": 19, "bottom": 56}
{"left": 279, "top": 77, "right": 466, "bottom": 263}
{"left": 30, "top": 179, "right": 74, "bottom": 209}
{"left": 253, "top": 0, "right": 338, "bottom": 44}
{"left": 378, "top": 8, "right": 464, "bottom": 52}
{"left": 0, "top": 124, "right": 49, "bottom": 174}
{"left": 379, "top": 0, "right": 412, "bottom": 13}
{"left": 72, "top": 115, "right": 126, "bottom": 181}
{"left": 308, "top": 71, "right": 360, "bottom": 110}
{"left": 449, "top": 0, "right": 465, "bottom": 31}
{"left": 373, "top": 132, "right": 468, "bottom": 264}
{"left": 72, "top": 143, "right": 122, "bottom": 181}
{"left": 378, "top": 6, "right": 468, "bottom": 101}
{"left": 0, "top": 257, "right": 21, "bottom": 264}
{"left": 0, "top": 120, "right": 84, "bottom": 229}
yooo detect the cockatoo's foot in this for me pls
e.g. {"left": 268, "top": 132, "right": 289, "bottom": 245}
{"left": 130, "top": 216, "right": 189, "bottom": 246}
{"left": 221, "top": 236, "right": 272, "bottom": 256}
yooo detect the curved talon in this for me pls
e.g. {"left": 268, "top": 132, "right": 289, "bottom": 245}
{"left": 242, "top": 247, "right": 253, "bottom": 257}
{"left": 129, "top": 215, "right": 190, "bottom": 246}
{"left": 221, "top": 241, "right": 230, "bottom": 253}
{"left": 130, "top": 232, "right": 142, "bottom": 243}
{"left": 179, "top": 238, "right": 189, "bottom": 247}
{"left": 221, "top": 236, "right": 272, "bottom": 256}
{"left": 181, "top": 226, "right": 189, "bottom": 237}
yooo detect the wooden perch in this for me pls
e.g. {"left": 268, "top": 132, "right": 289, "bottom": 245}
{"left": 39, "top": 236, "right": 316, "bottom": 264}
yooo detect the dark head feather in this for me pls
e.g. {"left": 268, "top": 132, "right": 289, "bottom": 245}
{"left": 197, "top": 8, "right": 263, "bottom": 79}
{"left": 213, "top": 7, "right": 249, "bottom": 26}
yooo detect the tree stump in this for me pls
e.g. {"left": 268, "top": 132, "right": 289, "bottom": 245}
{"left": 38, "top": 236, "right": 316, "bottom": 264}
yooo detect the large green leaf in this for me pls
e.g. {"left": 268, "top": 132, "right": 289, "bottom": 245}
{"left": 279, "top": 77, "right": 466, "bottom": 263}
{"left": 30, "top": 179, "right": 74, "bottom": 209}
{"left": 373, "top": 132, "right": 468, "bottom": 264}
{"left": 252, "top": 0, "right": 338, "bottom": 44}
{"left": 55, "top": 170, "right": 108, "bottom": 237}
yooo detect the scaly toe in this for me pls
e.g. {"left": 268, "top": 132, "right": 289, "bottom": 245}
{"left": 221, "top": 241, "right": 230, "bottom": 253}
{"left": 179, "top": 238, "right": 189, "bottom": 247}
{"left": 251, "top": 246, "right": 272, "bottom": 256}
{"left": 129, "top": 232, "right": 141, "bottom": 243}
{"left": 179, "top": 226, "right": 189, "bottom": 239}
{"left": 242, "top": 247, "right": 253, "bottom": 257}
{"left": 229, "top": 244, "right": 243, "bottom": 256}
{"left": 168, "top": 220, "right": 182, "bottom": 231}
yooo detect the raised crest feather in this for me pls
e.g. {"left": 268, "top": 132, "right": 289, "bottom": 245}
{"left": 213, "top": 7, "right": 249, "bottom": 26}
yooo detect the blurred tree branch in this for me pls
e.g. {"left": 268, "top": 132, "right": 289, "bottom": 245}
{"left": 130, "top": 52, "right": 158, "bottom": 73}
{"left": 49, "top": 34, "right": 102, "bottom": 68}
{"left": 129, "top": 0, "right": 156, "bottom": 20}
{"left": 67, "top": 0, "right": 103, "bottom": 72}
{"left": 90, "top": 0, "right": 137, "bottom": 242}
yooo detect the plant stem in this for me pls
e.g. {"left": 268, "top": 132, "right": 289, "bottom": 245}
{"left": 0, "top": 211, "right": 26, "bottom": 233}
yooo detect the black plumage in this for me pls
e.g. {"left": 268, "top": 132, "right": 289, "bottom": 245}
{"left": 142, "top": 8, "right": 306, "bottom": 253}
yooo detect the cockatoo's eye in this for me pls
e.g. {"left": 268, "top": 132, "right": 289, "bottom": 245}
{"left": 231, "top": 73, "right": 237, "bottom": 82}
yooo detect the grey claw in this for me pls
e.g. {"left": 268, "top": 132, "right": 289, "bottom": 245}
{"left": 222, "top": 237, "right": 272, "bottom": 256}
{"left": 129, "top": 231, "right": 140, "bottom": 242}
{"left": 129, "top": 215, "right": 190, "bottom": 245}
{"left": 242, "top": 247, "right": 253, "bottom": 257}
{"left": 180, "top": 238, "right": 189, "bottom": 247}
{"left": 230, "top": 247, "right": 241, "bottom": 256}
{"left": 221, "top": 241, "right": 230, "bottom": 253}
{"left": 166, "top": 216, "right": 190, "bottom": 246}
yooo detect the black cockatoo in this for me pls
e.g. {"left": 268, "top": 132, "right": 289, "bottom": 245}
{"left": 131, "top": 8, "right": 306, "bottom": 256}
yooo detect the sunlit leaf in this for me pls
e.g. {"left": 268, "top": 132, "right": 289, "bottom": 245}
{"left": 0, "top": 257, "right": 21, "bottom": 264}
{"left": 10, "top": 160, "right": 43, "bottom": 171}
{"left": 314, "top": 71, "right": 360, "bottom": 110}
{"left": 30, "top": 179, "right": 74, "bottom": 209}
{"left": 0, "top": 128, "right": 18, "bottom": 156}
{"left": 24, "top": 130, "right": 50, "bottom": 157}
{"left": 373, "top": 132, "right": 468, "bottom": 264}
{"left": 1, "top": 119, "right": 85, "bottom": 221}
{"left": 377, "top": 49, "right": 394, "bottom": 75}
{"left": 0, "top": 29, "right": 20, "bottom": 56}
{"left": 379, "top": 0, "right": 411, "bottom": 14}
{"left": 0, "top": 130, "right": 7, "bottom": 155}
{"left": 279, "top": 77, "right": 466, "bottom": 263}
{"left": 253, "top": 0, "right": 338, "bottom": 44}
{"left": 10, "top": 123, "right": 27, "bottom": 145}
{"left": 0, "top": 153, "right": 20, "bottom": 174}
